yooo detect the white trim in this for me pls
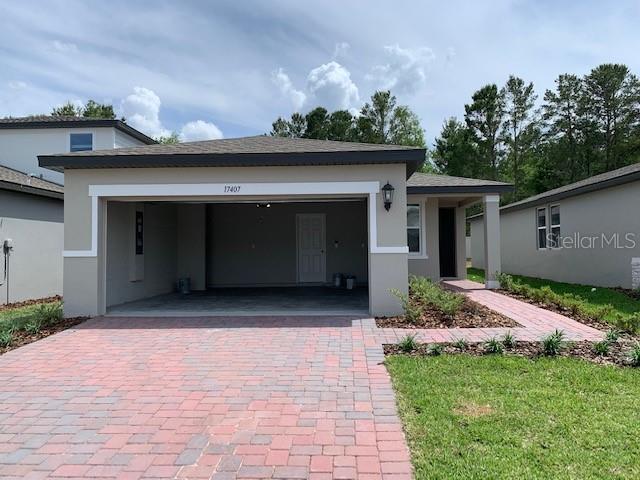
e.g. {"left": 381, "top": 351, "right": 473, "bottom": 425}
{"left": 407, "top": 201, "right": 424, "bottom": 257}
{"left": 484, "top": 194, "right": 500, "bottom": 203}
{"left": 549, "top": 203, "right": 561, "bottom": 249}
{"left": 536, "top": 206, "right": 547, "bottom": 250}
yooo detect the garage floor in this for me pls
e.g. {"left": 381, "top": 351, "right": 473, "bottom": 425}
{"left": 106, "top": 286, "right": 369, "bottom": 316}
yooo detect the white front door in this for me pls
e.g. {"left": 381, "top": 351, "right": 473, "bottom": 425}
{"left": 297, "top": 213, "right": 326, "bottom": 283}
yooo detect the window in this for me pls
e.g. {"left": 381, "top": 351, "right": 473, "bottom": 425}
{"left": 550, "top": 205, "right": 560, "bottom": 248}
{"left": 407, "top": 204, "right": 421, "bottom": 254}
{"left": 536, "top": 207, "right": 547, "bottom": 249}
{"left": 70, "top": 133, "right": 93, "bottom": 152}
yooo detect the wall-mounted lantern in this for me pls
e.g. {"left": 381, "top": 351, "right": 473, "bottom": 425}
{"left": 382, "top": 182, "right": 395, "bottom": 211}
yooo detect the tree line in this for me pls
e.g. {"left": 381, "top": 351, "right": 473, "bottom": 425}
{"left": 433, "top": 63, "right": 640, "bottom": 202}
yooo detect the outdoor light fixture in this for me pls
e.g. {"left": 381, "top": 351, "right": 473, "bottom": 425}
{"left": 256, "top": 203, "right": 271, "bottom": 208}
{"left": 382, "top": 182, "right": 395, "bottom": 211}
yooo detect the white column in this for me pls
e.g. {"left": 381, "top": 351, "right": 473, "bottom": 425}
{"left": 483, "top": 194, "right": 501, "bottom": 289}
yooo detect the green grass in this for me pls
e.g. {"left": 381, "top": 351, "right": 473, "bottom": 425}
{"left": 387, "top": 354, "right": 640, "bottom": 479}
{"left": 0, "top": 303, "right": 48, "bottom": 325}
{"left": 0, "top": 301, "right": 63, "bottom": 345}
{"left": 467, "top": 267, "right": 640, "bottom": 323}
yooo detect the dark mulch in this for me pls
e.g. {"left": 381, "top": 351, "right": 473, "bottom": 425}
{"left": 376, "top": 298, "right": 519, "bottom": 329}
{"left": 0, "top": 295, "right": 61, "bottom": 314}
{"left": 0, "top": 317, "right": 87, "bottom": 355}
{"left": 384, "top": 337, "right": 639, "bottom": 368}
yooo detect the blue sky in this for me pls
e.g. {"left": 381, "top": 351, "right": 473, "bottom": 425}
{"left": 1, "top": 0, "right": 639, "bottom": 143}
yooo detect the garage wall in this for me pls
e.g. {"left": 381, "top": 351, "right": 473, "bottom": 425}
{"left": 106, "top": 202, "right": 178, "bottom": 307}
{"left": 207, "top": 201, "right": 368, "bottom": 286}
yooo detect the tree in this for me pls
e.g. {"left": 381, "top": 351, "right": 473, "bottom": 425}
{"left": 389, "top": 106, "right": 425, "bottom": 147}
{"left": 464, "top": 84, "right": 505, "bottom": 180}
{"left": 327, "top": 110, "right": 355, "bottom": 141}
{"left": 583, "top": 64, "right": 640, "bottom": 171}
{"left": 155, "top": 132, "right": 180, "bottom": 144}
{"left": 270, "top": 113, "right": 306, "bottom": 138}
{"left": 303, "top": 107, "right": 330, "bottom": 139}
{"left": 501, "top": 76, "right": 538, "bottom": 199}
{"left": 432, "top": 118, "right": 479, "bottom": 177}
{"left": 51, "top": 99, "right": 117, "bottom": 119}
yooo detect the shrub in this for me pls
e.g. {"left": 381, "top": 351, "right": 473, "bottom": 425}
{"left": 428, "top": 344, "right": 444, "bottom": 356}
{"left": 24, "top": 318, "right": 44, "bottom": 335}
{"left": 391, "top": 289, "right": 423, "bottom": 324}
{"left": 484, "top": 337, "right": 504, "bottom": 354}
{"left": 605, "top": 329, "right": 620, "bottom": 344}
{"left": 398, "top": 334, "right": 418, "bottom": 353}
{"left": 453, "top": 338, "right": 468, "bottom": 351}
{"left": 615, "top": 312, "right": 640, "bottom": 334}
{"left": 409, "top": 276, "right": 464, "bottom": 317}
{"left": 502, "top": 331, "right": 515, "bottom": 349}
{"left": 541, "top": 329, "right": 565, "bottom": 356}
{"left": 0, "top": 330, "right": 13, "bottom": 348}
{"left": 496, "top": 273, "right": 516, "bottom": 290}
{"left": 629, "top": 343, "right": 640, "bottom": 367}
{"left": 593, "top": 340, "right": 610, "bottom": 356}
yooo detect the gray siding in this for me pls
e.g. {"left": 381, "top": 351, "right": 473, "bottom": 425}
{"left": 0, "top": 190, "right": 63, "bottom": 303}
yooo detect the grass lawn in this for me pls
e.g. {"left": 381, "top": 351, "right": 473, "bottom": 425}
{"left": 467, "top": 267, "right": 640, "bottom": 322}
{"left": 387, "top": 354, "right": 640, "bottom": 479}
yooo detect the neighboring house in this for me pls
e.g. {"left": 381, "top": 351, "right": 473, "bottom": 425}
{"left": 39, "top": 136, "right": 511, "bottom": 317}
{"left": 0, "top": 116, "right": 155, "bottom": 304}
{"left": 469, "top": 162, "right": 640, "bottom": 289}
{"left": 0, "top": 116, "right": 155, "bottom": 184}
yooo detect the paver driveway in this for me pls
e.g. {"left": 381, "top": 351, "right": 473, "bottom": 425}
{"left": 0, "top": 317, "right": 412, "bottom": 479}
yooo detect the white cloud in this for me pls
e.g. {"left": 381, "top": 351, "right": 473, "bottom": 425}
{"left": 272, "top": 68, "right": 306, "bottom": 111}
{"left": 179, "top": 120, "right": 224, "bottom": 142}
{"left": 7, "top": 80, "right": 27, "bottom": 90}
{"left": 306, "top": 61, "right": 359, "bottom": 111}
{"left": 120, "top": 86, "right": 170, "bottom": 138}
{"left": 367, "top": 45, "right": 436, "bottom": 95}
{"left": 51, "top": 40, "right": 78, "bottom": 53}
{"left": 332, "top": 42, "right": 350, "bottom": 59}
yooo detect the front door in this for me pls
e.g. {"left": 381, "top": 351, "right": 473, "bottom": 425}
{"left": 297, "top": 213, "right": 326, "bottom": 283}
{"left": 438, "top": 208, "right": 457, "bottom": 278}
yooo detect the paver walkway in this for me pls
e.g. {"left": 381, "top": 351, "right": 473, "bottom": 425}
{"left": 0, "top": 317, "right": 412, "bottom": 480}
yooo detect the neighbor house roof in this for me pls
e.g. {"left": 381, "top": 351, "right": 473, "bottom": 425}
{"left": 0, "top": 115, "right": 156, "bottom": 145}
{"left": 39, "top": 135, "right": 426, "bottom": 176}
{"left": 0, "top": 164, "right": 64, "bottom": 200}
{"left": 407, "top": 172, "right": 513, "bottom": 194}
{"left": 468, "top": 161, "right": 640, "bottom": 220}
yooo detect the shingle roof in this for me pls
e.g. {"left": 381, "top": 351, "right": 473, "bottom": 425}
{"left": 0, "top": 164, "right": 64, "bottom": 199}
{"left": 0, "top": 115, "right": 156, "bottom": 145}
{"left": 39, "top": 135, "right": 426, "bottom": 175}
{"left": 500, "top": 161, "right": 640, "bottom": 213}
{"left": 407, "top": 172, "right": 513, "bottom": 194}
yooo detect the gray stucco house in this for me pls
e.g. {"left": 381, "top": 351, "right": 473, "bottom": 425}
{"left": 469, "top": 162, "right": 640, "bottom": 289}
{"left": 38, "top": 136, "right": 511, "bottom": 318}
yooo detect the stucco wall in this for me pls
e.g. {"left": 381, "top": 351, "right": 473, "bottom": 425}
{"left": 470, "top": 181, "right": 640, "bottom": 288}
{"left": 206, "top": 201, "right": 367, "bottom": 287}
{"left": 0, "top": 190, "right": 63, "bottom": 304}
{"left": 63, "top": 163, "right": 408, "bottom": 316}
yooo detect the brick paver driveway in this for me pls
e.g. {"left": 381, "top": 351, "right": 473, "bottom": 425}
{"left": 0, "top": 317, "right": 412, "bottom": 479}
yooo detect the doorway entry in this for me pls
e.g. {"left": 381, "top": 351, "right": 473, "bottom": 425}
{"left": 296, "top": 213, "right": 326, "bottom": 283}
{"left": 438, "top": 208, "right": 457, "bottom": 277}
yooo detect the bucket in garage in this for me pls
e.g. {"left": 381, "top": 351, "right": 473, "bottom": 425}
{"left": 345, "top": 275, "right": 356, "bottom": 290}
{"left": 177, "top": 277, "right": 191, "bottom": 295}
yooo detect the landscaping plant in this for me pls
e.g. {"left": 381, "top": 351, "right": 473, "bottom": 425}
{"left": 484, "top": 337, "right": 504, "bottom": 354}
{"left": 502, "top": 331, "right": 515, "bottom": 348}
{"left": 593, "top": 340, "right": 610, "bottom": 356}
{"left": 409, "top": 276, "right": 464, "bottom": 317}
{"left": 453, "top": 338, "right": 468, "bottom": 351}
{"left": 630, "top": 343, "right": 640, "bottom": 367}
{"left": 542, "top": 329, "right": 565, "bottom": 356}
{"left": 0, "top": 330, "right": 13, "bottom": 348}
{"left": 390, "top": 289, "right": 424, "bottom": 324}
{"left": 427, "top": 343, "right": 444, "bottom": 356}
{"left": 398, "top": 334, "right": 419, "bottom": 353}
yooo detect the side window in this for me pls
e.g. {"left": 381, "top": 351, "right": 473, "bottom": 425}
{"left": 536, "top": 207, "right": 547, "bottom": 249}
{"left": 70, "top": 133, "right": 93, "bottom": 152}
{"left": 550, "top": 205, "right": 560, "bottom": 248}
{"left": 407, "top": 204, "right": 421, "bottom": 254}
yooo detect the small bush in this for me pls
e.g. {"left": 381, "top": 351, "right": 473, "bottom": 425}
{"left": 502, "top": 331, "right": 515, "bottom": 349}
{"left": 616, "top": 312, "right": 640, "bottom": 334}
{"left": 0, "top": 330, "right": 13, "bottom": 347}
{"left": 629, "top": 343, "right": 640, "bottom": 367}
{"left": 484, "top": 337, "right": 504, "bottom": 354}
{"left": 409, "top": 276, "right": 464, "bottom": 317}
{"left": 542, "top": 329, "right": 565, "bottom": 356}
{"left": 34, "top": 302, "right": 63, "bottom": 325}
{"left": 453, "top": 338, "right": 468, "bottom": 351}
{"left": 593, "top": 340, "right": 610, "bottom": 356}
{"left": 24, "top": 318, "right": 44, "bottom": 335}
{"left": 428, "top": 344, "right": 444, "bottom": 356}
{"left": 398, "top": 334, "right": 418, "bottom": 353}
{"left": 605, "top": 329, "right": 620, "bottom": 344}
{"left": 391, "top": 289, "right": 423, "bottom": 324}
{"left": 496, "top": 273, "right": 516, "bottom": 290}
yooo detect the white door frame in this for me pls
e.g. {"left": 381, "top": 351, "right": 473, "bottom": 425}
{"left": 296, "top": 213, "right": 326, "bottom": 284}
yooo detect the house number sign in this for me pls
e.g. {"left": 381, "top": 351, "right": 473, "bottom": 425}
{"left": 223, "top": 185, "right": 241, "bottom": 193}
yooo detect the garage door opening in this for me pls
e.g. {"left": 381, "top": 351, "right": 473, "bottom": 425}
{"left": 105, "top": 198, "right": 369, "bottom": 316}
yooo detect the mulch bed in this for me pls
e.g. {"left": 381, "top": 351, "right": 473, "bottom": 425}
{"left": 376, "top": 298, "right": 519, "bottom": 329}
{"left": 0, "top": 295, "right": 61, "bottom": 314}
{"left": 0, "top": 316, "right": 88, "bottom": 356}
{"left": 384, "top": 338, "right": 639, "bottom": 368}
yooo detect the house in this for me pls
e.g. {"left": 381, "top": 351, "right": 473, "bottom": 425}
{"left": 469, "top": 162, "right": 640, "bottom": 289}
{"left": 38, "top": 136, "right": 512, "bottom": 317}
{"left": 0, "top": 116, "right": 155, "bottom": 304}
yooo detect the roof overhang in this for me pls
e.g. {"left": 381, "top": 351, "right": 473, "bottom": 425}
{"left": 39, "top": 149, "right": 426, "bottom": 178}
{"left": 0, "top": 181, "right": 63, "bottom": 200}
{"left": 407, "top": 184, "right": 514, "bottom": 195}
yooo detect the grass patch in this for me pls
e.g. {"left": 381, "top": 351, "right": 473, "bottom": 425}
{"left": 387, "top": 354, "right": 640, "bottom": 479}
{"left": 0, "top": 300, "right": 65, "bottom": 350}
{"left": 468, "top": 267, "right": 640, "bottom": 332}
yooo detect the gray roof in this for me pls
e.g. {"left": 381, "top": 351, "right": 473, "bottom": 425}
{"left": 0, "top": 164, "right": 64, "bottom": 199}
{"left": 407, "top": 172, "right": 513, "bottom": 194}
{"left": 0, "top": 115, "right": 156, "bottom": 145}
{"left": 39, "top": 135, "right": 426, "bottom": 175}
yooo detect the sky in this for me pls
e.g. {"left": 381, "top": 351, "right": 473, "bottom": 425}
{"left": 1, "top": 0, "right": 639, "bottom": 144}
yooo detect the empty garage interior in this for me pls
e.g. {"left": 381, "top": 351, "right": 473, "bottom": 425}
{"left": 105, "top": 198, "right": 370, "bottom": 316}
